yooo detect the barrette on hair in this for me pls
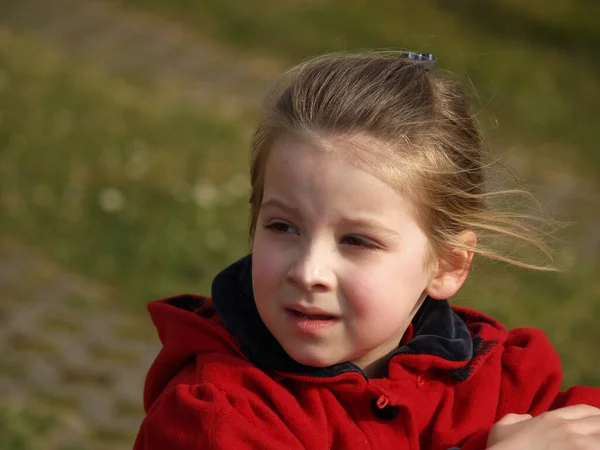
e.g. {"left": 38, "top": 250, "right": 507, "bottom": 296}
{"left": 400, "top": 52, "right": 435, "bottom": 71}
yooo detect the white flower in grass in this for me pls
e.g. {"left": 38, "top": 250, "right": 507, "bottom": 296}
{"left": 99, "top": 188, "right": 125, "bottom": 213}
{"left": 225, "top": 173, "right": 250, "bottom": 198}
{"left": 193, "top": 180, "right": 217, "bottom": 207}
{"left": 205, "top": 229, "right": 227, "bottom": 251}
{"left": 126, "top": 140, "right": 149, "bottom": 179}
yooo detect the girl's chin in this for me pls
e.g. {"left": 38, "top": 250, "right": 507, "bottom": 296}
{"left": 285, "top": 349, "right": 343, "bottom": 369}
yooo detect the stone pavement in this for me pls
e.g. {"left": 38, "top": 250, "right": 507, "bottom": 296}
{"left": 0, "top": 236, "right": 158, "bottom": 449}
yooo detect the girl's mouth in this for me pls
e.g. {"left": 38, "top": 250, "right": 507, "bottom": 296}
{"left": 285, "top": 308, "right": 339, "bottom": 334}
{"left": 289, "top": 309, "right": 336, "bottom": 321}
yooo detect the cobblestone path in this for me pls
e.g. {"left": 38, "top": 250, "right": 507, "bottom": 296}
{"left": 0, "top": 237, "right": 158, "bottom": 449}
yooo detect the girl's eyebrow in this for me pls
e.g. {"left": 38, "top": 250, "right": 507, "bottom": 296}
{"left": 340, "top": 218, "right": 401, "bottom": 238}
{"left": 260, "top": 198, "right": 300, "bottom": 216}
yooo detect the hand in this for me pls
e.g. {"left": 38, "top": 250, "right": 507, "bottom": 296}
{"left": 487, "top": 404, "right": 600, "bottom": 449}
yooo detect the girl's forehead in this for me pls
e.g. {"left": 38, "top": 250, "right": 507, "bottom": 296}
{"left": 263, "top": 132, "right": 425, "bottom": 230}
{"left": 263, "top": 137, "right": 417, "bottom": 217}
{"left": 266, "top": 132, "right": 415, "bottom": 195}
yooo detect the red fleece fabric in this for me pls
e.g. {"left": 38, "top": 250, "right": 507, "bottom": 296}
{"left": 134, "top": 297, "right": 600, "bottom": 450}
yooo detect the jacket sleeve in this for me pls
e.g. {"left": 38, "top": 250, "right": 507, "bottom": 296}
{"left": 457, "top": 327, "right": 600, "bottom": 450}
{"left": 134, "top": 375, "right": 306, "bottom": 449}
{"left": 497, "top": 327, "right": 600, "bottom": 416}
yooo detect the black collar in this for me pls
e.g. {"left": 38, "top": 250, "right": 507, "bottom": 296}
{"left": 211, "top": 255, "right": 473, "bottom": 379}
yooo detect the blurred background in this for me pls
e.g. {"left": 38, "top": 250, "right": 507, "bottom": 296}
{"left": 0, "top": 0, "right": 598, "bottom": 448}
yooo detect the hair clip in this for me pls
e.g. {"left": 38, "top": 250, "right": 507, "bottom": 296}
{"left": 400, "top": 52, "right": 435, "bottom": 71}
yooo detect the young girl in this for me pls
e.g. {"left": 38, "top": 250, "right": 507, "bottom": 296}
{"left": 134, "top": 52, "right": 600, "bottom": 449}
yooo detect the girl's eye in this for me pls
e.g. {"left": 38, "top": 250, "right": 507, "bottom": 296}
{"left": 264, "top": 222, "right": 296, "bottom": 234}
{"left": 342, "top": 235, "right": 380, "bottom": 250}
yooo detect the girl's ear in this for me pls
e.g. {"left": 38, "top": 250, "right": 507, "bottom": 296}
{"left": 425, "top": 231, "right": 476, "bottom": 300}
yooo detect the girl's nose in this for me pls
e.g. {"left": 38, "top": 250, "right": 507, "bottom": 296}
{"left": 286, "top": 243, "right": 336, "bottom": 292}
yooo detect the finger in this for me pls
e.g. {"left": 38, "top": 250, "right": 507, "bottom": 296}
{"left": 544, "top": 404, "right": 600, "bottom": 420}
{"left": 569, "top": 433, "right": 600, "bottom": 450}
{"left": 496, "top": 413, "right": 533, "bottom": 426}
{"left": 560, "top": 414, "right": 600, "bottom": 436}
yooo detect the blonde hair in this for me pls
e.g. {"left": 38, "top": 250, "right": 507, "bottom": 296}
{"left": 249, "top": 52, "right": 554, "bottom": 270}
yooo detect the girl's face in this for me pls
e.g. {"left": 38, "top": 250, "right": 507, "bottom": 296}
{"left": 251, "top": 135, "right": 438, "bottom": 376}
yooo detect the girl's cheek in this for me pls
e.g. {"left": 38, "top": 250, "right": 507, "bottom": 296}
{"left": 340, "top": 268, "right": 379, "bottom": 311}
{"left": 253, "top": 236, "right": 285, "bottom": 279}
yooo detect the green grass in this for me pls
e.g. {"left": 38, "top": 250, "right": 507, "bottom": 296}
{"left": 0, "top": 30, "right": 252, "bottom": 303}
{"left": 1, "top": 0, "right": 599, "bottom": 393}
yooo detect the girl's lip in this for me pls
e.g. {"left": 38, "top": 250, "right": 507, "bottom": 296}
{"left": 285, "top": 306, "right": 338, "bottom": 319}
{"left": 284, "top": 309, "right": 339, "bottom": 332}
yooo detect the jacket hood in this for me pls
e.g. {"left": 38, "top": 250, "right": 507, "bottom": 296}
{"left": 144, "top": 255, "right": 508, "bottom": 408}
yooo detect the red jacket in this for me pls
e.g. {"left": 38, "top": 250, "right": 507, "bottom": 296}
{"left": 134, "top": 256, "right": 600, "bottom": 450}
